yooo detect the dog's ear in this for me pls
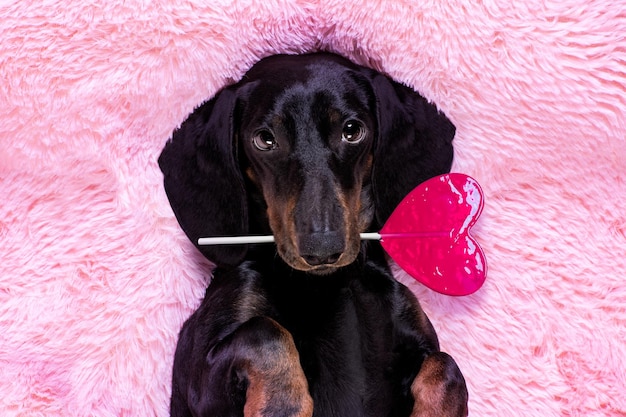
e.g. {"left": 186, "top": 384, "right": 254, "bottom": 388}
{"left": 370, "top": 74, "right": 455, "bottom": 227}
{"left": 159, "top": 88, "right": 248, "bottom": 267}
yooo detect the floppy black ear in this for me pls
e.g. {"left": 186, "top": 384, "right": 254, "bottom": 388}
{"left": 159, "top": 88, "right": 248, "bottom": 267}
{"left": 370, "top": 74, "right": 455, "bottom": 227}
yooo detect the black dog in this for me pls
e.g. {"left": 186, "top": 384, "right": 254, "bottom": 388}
{"left": 159, "top": 52, "right": 468, "bottom": 417}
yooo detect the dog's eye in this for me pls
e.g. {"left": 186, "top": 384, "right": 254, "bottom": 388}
{"left": 252, "top": 130, "right": 278, "bottom": 151}
{"left": 342, "top": 120, "right": 366, "bottom": 144}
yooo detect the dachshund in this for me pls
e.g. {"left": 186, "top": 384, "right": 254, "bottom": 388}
{"left": 159, "top": 52, "right": 468, "bottom": 417}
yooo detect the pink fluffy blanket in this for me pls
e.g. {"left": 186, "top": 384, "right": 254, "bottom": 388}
{"left": 1, "top": 1, "right": 625, "bottom": 416}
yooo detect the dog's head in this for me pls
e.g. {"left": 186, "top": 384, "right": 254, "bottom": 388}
{"left": 159, "top": 53, "right": 455, "bottom": 273}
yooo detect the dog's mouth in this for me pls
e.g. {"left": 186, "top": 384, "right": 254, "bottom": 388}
{"left": 269, "top": 208, "right": 365, "bottom": 274}
{"left": 274, "top": 230, "right": 361, "bottom": 275}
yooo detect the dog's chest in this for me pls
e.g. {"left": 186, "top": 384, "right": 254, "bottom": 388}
{"left": 267, "top": 276, "right": 398, "bottom": 416}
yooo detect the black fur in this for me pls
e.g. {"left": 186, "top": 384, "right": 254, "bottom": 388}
{"left": 160, "top": 52, "right": 467, "bottom": 417}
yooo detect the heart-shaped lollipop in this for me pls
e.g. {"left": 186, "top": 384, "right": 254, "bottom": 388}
{"left": 198, "top": 173, "right": 487, "bottom": 296}
{"left": 377, "top": 173, "right": 486, "bottom": 296}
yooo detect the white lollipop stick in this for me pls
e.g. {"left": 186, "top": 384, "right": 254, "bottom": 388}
{"left": 198, "top": 233, "right": 382, "bottom": 245}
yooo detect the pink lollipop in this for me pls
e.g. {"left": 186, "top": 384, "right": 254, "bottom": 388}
{"left": 198, "top": 173, "right": 487, "bottom": 296}
{"left": 377, "top": 173, "right": 486, "bottom": 296}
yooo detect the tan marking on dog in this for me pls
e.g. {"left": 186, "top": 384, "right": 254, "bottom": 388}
{"left": 410, "top": 354, "right": 468, "bottom": 417}
{"left": 245, "top": 167, "right": 259, "bottom": 184}
{"left": 335, "top": 183, "right": 362, "bottom": 267}
{"left": 266, "top": 193, "right": 312, "bottom": 271}
{"left": 243, "top": 321, "right": 314, "bottom": 417}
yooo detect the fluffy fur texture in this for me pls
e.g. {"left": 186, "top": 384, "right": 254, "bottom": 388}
{"left": 1, "top": 1, "right": 624, "bottom": 416}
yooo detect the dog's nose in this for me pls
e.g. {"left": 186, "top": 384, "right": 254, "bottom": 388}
{"left": 299, "top": 232, "right": 345, "bottom": 266}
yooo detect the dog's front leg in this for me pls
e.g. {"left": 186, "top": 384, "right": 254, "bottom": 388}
{"left": 410, "top": 352, "right": 468, "bottom": 417}
{"left": 198, "top": 316, "right": 313, "bottom": 417}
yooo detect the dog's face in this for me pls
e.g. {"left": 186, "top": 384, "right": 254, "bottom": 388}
{"left": 159, "top": 52, "right": 455, "bottom": 270}
{"left": 237, "top": 62, "right": 377, "bottom": 274}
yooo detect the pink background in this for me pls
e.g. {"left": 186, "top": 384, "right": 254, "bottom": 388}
{"left": 1, "top": 1, "right": 625, "bottom": 415}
